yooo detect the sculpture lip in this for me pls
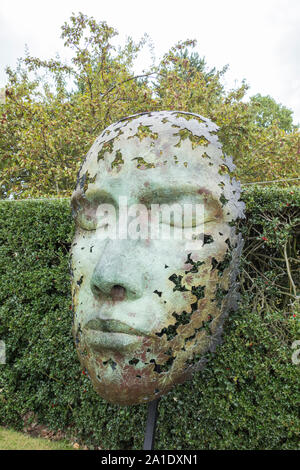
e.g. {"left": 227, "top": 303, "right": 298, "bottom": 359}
{"left": 84, "top": 318, "right": 146, "bottom": 337}
{"left": 83, "top": 329, "right": 144, "bottom": 352}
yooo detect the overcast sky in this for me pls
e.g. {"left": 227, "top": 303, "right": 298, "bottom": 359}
{"left": 1, "top": 0, "right": 300, "bottom": 124}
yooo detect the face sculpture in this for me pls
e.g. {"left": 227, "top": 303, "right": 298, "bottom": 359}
{"left": 70, "top": 111, "right": 245, "bottom": 405}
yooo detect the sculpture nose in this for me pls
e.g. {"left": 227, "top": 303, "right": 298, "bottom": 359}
{"left": 90, "top": 240, "right": 144, "bottom": 301}
{"left": 110, "top": 285, "right": 126, "bottom": 301}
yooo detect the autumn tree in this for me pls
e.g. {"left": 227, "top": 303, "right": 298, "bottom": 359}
{"left": 153, "top": 42, "right": 300, "bottom": 184}
{"left": 0, "top": 13, "right": 156, "bottom": 198}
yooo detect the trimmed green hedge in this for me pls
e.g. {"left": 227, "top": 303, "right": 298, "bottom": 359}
{"left": 0, "top": 187, "right": 299, "bottom": 450}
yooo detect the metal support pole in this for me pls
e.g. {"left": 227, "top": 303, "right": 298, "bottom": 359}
{"left": 143, "top": 398, "right": 160, "bottom": 450}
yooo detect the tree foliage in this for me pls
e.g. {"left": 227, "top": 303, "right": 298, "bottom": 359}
{"left": 250, "top": 93, "right": 297, "bottom": 133}
{"left": 0, "top": 12, "right": 299, "bottom": 198}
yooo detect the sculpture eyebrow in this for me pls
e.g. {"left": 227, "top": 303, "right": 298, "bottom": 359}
{"left": 71, "top": 189, "right": 117, "bottom": 207}
{"left": 139, "top": 185, "right": 216, "bottom": 205}
{"left": 71, "top": 185, "right": 221, "bottom": 209}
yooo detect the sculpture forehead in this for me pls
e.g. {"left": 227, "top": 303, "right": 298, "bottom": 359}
{"left": 98, "top": 110, "right": 221, "bottom": 146}
{"left": 76, "top": 111, "right": 244, "bottom": 220}
{"left": 80, "top": 111, "right": 227, "bottom": 174}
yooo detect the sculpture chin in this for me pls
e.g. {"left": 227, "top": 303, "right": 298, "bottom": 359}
{"left": 75, "top": 305, "right": 229, "bottom": 406}
{"left": 77, "top": 343, "right": 193, "bottom": 406}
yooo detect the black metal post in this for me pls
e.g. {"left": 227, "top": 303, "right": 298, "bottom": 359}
{"left": 143, "top": 398, "right": 160, "bottom": 450}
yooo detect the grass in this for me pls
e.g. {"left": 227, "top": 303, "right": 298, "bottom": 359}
{"left": 0, "top": 427, "right": 76, "bottom": 450}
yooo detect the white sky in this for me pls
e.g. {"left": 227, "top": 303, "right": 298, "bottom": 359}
{"left": 1, "top": 0, "right": 300, "bottom": 124}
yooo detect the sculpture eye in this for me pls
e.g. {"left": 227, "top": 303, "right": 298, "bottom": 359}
{"left": 75, "top": 201, "right": 115, "bottom": 232}
{"left": 178, "top": 212, "right": 216, "bottom": 228}
{"left": 75, "top": 209, "right": 98, "bottom": 231}
{"left": 72, "top": 196, "right": 98, "bottom": 231}
{"left": 160, "top": 198, "right": 221, "bottom": 228}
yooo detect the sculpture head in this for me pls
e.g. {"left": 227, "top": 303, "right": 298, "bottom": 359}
{"left": 70, "top": 111, "right": 244, "bottom": 405}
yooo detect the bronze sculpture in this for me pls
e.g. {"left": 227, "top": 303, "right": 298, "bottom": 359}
{"left": 70, "top": 111, "right": 244, "bottom": 405}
